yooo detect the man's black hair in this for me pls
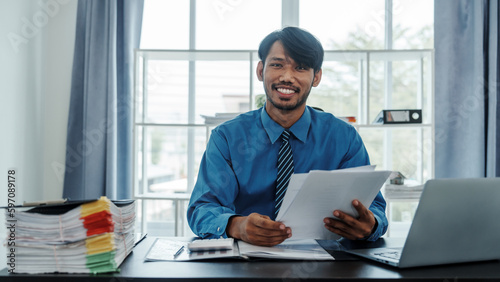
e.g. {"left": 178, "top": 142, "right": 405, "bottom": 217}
{"left": 258, "top": 26, "right": 324, "bottom": 73}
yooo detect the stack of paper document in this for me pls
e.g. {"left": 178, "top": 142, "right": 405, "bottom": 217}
{"left": 384, "top": 183, "right": 424, "bottom": 199}
{"left": 7, "top": 197, "right": 135, "bottom": 274}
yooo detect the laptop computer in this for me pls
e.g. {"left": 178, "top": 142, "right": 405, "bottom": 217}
{"left": 345, "top": 178, "right": 500, "bottom": 268}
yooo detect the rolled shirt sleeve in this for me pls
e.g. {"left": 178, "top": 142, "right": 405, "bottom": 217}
{"left": 187, "top": 130, "right": 240, "bottom": 238}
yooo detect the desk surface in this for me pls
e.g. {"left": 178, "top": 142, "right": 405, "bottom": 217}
{"left": 2, "top": 236, "right": 500, "bottom": 281}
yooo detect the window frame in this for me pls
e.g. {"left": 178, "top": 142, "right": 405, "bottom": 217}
{"left": 133, "top": 0, "right": 434, "bottom": 237}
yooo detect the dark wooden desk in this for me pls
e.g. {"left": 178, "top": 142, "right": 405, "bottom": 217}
{"left": 2, "top": 236, "right": 500, "bottom": 281}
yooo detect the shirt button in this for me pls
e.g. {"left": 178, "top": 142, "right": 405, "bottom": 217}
{"left": 217, "top": 227, "right": 220, "bottom": 232}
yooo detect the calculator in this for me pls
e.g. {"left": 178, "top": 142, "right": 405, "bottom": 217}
{"left": 187, "top": 238, "right": 235, "bottom": 252}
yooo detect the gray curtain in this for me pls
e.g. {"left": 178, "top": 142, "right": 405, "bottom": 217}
{"left": 63, "top": 0, "right": 144, "bottom": 200}
{"left": 434, "top": 0, "right": 500, "bottom": 178}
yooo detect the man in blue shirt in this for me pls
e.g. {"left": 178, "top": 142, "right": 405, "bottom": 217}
{"left": 188, "top": 27, "right": 388, "bottom": 246}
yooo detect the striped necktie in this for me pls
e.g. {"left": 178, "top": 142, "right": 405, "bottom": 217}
{"left": 275, "top": 130, "right": 294, "bottom": 217}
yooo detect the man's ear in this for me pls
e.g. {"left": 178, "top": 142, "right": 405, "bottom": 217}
{"left": 256, "top": 61, "right": 264, "bottom": 81}
{"left": 312, "top": 68, "right": 322, "bottom": 87}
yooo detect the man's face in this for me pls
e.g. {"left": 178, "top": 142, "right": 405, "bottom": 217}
{"left": 257, "top": 41, "right": 322, "bottom": 113}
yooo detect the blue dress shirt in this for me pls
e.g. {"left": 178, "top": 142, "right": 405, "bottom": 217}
{"left": 187, "top": 106, "right": 388, "bottom": 241}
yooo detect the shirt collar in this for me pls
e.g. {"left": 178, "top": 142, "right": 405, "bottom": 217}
{"left": 261, "top": 105, "right": 311, "bottom": 144}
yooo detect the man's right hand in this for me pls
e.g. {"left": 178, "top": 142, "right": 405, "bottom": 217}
{"left": 226, "top": 213, "right": 291, "bottom": 246}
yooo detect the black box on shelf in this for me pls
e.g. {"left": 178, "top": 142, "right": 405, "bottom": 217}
{"left": 372, "top": 109, "right": 422, "bottom": 124}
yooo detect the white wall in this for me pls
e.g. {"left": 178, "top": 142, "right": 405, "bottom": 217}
{"left": 41, "top": 0, "right": 78, "bottom": 199}
{"left": 0, "top": 0, "right": 77, "bottom": 268}
{"left": 0, "top": 0, "right": 77, "bottom": 203}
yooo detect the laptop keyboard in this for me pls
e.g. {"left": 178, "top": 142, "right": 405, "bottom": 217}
{"left": 374, "top": 251, "right": 401, "bottom": 260}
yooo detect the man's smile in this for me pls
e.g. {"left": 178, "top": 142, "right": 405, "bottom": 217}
{"left": 273, "top": 84, "right": 300, "bottom": 98}
{"left": 277, "top": 88, "right": 295, "bottom": 94}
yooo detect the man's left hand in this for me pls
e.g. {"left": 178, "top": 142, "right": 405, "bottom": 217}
{"left": 323, "top": 199, "right": 376, "bottom": 240}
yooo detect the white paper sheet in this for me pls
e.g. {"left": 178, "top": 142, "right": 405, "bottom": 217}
{"left": 276, "top": 168, "right": 391, "bottom": 240}
{"left": 278, "top": 165, "right": 376, "bottom": 218}
{"left": 238, "top": 239, "right": 334, "bottom": 260}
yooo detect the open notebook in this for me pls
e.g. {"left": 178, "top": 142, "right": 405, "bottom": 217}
{"left": 145, "top": 238, "right": 334, "bottom": 262}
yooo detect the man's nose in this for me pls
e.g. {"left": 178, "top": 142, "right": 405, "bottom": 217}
{"left": 279, "top": 68, "right": 296, "bottom": 83}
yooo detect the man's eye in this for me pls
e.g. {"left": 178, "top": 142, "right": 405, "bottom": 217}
{"left": 270, "top": 63, "right": 282, "bottom": 67}
{"left": 297, "top": 66, "right": 309, "bottom": 71}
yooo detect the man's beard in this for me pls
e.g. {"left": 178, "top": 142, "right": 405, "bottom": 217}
{"left": 265, "top": 84, "right": 312, "bottom": 112}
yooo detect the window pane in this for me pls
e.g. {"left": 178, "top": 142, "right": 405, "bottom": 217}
{"left": 368, "top": 59, "right": 385, "bottom": 122}
{"left": 368, "top": 52, "right": 432, "bottom": 124}
{"left": 141, "top": 0, "right": 190, "bottom": 49}
{"left": 300, "top": 0, "right": 385, "bottom": 50}
{"left": 393, "top": 0, "right": 434, "bottom": 49}
{"left": 386, "top": 201, "right": 418, "bottom": 237}
{"left": 359, "top": 127, "right": 432, "bottom": 182}
{"left": 142, "top": 60, "right": 190, "bottom": 124}
{"left": 369, "top": 59, "right": 423, "bottom": 118}
{"left": 195, "top": 61, "right": 251, "bottom": 123}
{"left": 359, "top": 129, "right": 384, "bottom": 169}
{"left": 391, "top": 60, "right": 421, "bottom": 108}
{"left": 253, "top": 54, "right": 264, "bottom": 109}
{"left": 139, "top": 199, "right": 176, "bottom": 236}
{"left": 196, "top": 0, "right": 281, "bottom": 49}
{"left": 136, "top": 199, "right": 195, "bottom": 236}
{"left": 307, "top": 60, "right": 360, "bottom": 117}
{"left": 138, "top": 126, "right": 207, "bottom": 195}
